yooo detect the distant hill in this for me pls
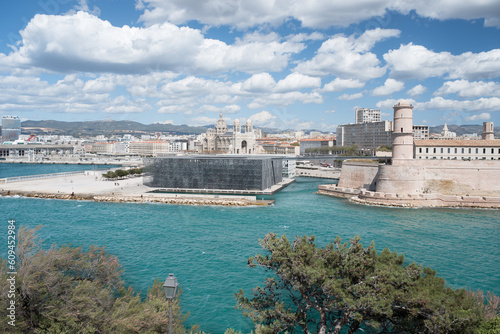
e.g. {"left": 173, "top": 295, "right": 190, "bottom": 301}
{"left": 21, "top": 120, "right": 209, "bottom": 137}
{"left": 19, "top": 120, "right": 500, "bottom": 138}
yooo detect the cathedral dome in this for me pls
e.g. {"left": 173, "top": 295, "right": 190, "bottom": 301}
{"left": 215, "top": 112, "right": 227, "bottom": 134}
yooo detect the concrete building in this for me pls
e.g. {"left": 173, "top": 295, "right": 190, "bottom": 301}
{"left": 355, "top": 108, "right": 381, "bottom": 124}
{"left": 0, "top": 144, "right": 74, "bottom": 159}
{"left": 336, "top": 121, "right": 393, "bottom": 151}
{"left": 128, "top": 141, "right": 170, "bottom": 156}
{"left": 299, "top": 138, "right": 334, "bottom": 154}
{"left": 1, "top": 116, "right": 21, "bottom": 142}
{"left": 413, "top": 125, "right": 429, "bottom": 140}
{"left": 144, "top": 156, "right": 283, "bottom": 190}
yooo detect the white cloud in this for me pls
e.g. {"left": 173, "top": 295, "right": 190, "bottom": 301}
{"left": 3, "top": 11, "right": 303, "bottom": 75}
{"left": 338, "top": 92, "right": 363, "bottom": 100}
{"left": 434, "top": 80, "right": 500, "bottom": 98}
{"left": 372, "top": 78, "right": 404, "bottom": 96}
{"left": 247, "top": 91, "right": 323, "bottom": 109}
{"left": 294, "top": 29, "right": 400, "bottom": 79}
{"left": 190, "top": 116, "right": 218, "bottom": 126}
{"left": 465, "top": 113, "right": 491, "bottom": 121}
{"left": 136, "top": 0, "right": 500, "bottom": 29}
{"left": 384, "top": 44, "right": 500, "bottom": 80}
{"left": 286, "top": 32, "right": 325, "bottom": 43}
{"left": 418, "top": 96, "right": 500, "bottom": 112}
{"left": 241, "top": 73, "right": 276, "bottom": 92}
{"left": 322, "top": 78, "right": 365, "bottom": 92}
{"left": 248, "top": 111, "right": 277, "bottom": 127}
{"left": 375, "top": 98, "right": 416, "bottom": 109}
{"left": 407, "top": 84, "right": 426, "bottom": 96}
{"left": 275, "top": 73, "right": 321, "bottom": 92}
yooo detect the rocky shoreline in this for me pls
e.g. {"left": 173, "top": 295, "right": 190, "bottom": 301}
{"left": 0, "top": 190, "right": 272, "bottom": 206}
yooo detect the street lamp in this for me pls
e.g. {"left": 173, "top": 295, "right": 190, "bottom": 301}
{"left": 163, "top": 273, "right": 179, "bottom": 334}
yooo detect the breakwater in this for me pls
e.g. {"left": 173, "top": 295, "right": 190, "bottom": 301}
{"left": 0, "top": 190, "right": 271, "bottom": 206}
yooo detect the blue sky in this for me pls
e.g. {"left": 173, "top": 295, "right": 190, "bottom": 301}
{"left": 0, "top": 0, "right": 499, "bottom": 131}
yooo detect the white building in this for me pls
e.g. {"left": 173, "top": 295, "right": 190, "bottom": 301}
{"left": 201, "top": 113, "right": 259, "bottom": 154}
{"left": 355, "top": 108, "right": 381, "bottom": 124}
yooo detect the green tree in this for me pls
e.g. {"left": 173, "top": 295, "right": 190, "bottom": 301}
{"left": 102, "top": 170, "right": 116, "bottom": 179}
{"left": 114, "top": 169, "right": 129, "bottom": 178}
{"left": 236, "top": 233, "right": 492, "bottom": 334}
{"left": 0, "top": 226, "right": 195, "bottom": 334}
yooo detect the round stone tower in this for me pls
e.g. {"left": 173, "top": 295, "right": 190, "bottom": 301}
{"left": 392, "top": 100, "right": 414, "bottom": 163}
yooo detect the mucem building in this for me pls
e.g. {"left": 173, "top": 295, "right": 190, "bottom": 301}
{"left": 144, "top": 156, "right": 283, "bottom": 190}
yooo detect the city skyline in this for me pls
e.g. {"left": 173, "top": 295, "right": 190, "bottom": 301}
{"left": 0, "top": 0, "right": 499, "bottom": 130}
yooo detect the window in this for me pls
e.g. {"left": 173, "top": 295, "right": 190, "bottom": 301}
{"left": 433, "top": 148, "right": 436, "bottom": 153}
{"left": 419, "top": 148, "right": 422, "bottom": 153}
{"left": 426, "top": 148, "right": 428, "bottom": 153}
{"left": 448, "top": 148, "right": 450, "bottom": 153}
{"left": 455, "top": 148, "right": 457, "bottom": 153}
{"left": 441, "top": 148, "right": 443, "bottom": 153}
{"left": 401, "top": 127, "right": 403, "bottom": 132}
{"left": 483, "top": 148, "right": 486, "bottom": 154}
{"left": 462, "top": 148, "right": 464, "bottom": 153}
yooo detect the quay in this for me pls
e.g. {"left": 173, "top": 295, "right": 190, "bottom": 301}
{"left": 0, "top": 170, "right": 279, "bottom": 206}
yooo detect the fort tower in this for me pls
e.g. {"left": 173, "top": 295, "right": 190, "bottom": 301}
{"left": 392, "top": 100, "right": 414, "bottom": 163}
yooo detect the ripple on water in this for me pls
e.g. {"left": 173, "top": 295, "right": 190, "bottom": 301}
{"left": 0, "top": 177, "right": 499, "bottom": 333}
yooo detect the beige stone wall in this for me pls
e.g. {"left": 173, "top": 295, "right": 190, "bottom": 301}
{"left": 337, "top": 161, "right": 379, "bottom": 190}
{"left": 375, "top": 160, "right": 500, "bottom": 196}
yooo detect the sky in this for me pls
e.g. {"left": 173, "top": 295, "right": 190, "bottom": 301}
{"left": 0, "top": 0, "right": 499, "bottom": 131}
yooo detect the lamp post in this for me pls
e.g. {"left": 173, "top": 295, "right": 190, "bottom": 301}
{"left": 163, "top": 273, "right": 179, "bottom": 334}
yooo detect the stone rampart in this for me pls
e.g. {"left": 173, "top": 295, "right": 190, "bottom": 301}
{"left": 337, "top": 161, "right": 380, "bottom": 190}
{"left": 376, "top": 160, "right": 500, "bottom": 196}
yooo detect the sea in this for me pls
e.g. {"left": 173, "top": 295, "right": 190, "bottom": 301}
{"left": 1, "top": 163, "right": 499, "bottom": 333}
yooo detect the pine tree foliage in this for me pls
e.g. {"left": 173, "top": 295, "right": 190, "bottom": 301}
{"left": 236, "top": 233, "right": 498, "bottom": 334}
{"left": 0, "top": 226, "right": 194, "bottom": 334}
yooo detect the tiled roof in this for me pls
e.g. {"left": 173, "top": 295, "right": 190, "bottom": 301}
{"left": 414, "top": 139, "right": 500, "bottom": 147}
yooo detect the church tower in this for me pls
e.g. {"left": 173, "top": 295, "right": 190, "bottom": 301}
{"left": 482, "top": 122, "right": 494, "bottom": 140}
{"left": 392, "top": 100, "right": 414, "bottom": 163}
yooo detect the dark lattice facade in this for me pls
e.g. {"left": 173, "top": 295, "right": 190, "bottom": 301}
{"left": 144, "top": 156, "right": 283, "bottom": 190}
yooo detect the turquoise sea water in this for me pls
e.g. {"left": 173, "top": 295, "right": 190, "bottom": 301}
{"left": 0, "top": 163, "right": 120, "bottom": 178}
{"left": 0, "top": 166, "right": 499, "bottom": 333}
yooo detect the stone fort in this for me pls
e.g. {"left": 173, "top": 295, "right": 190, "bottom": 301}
{"left": 319, "top": 100, "right": 500, "bottom": 208}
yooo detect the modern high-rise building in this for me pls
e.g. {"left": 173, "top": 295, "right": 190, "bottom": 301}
{"left": 355, "top": 108, "right": 381, "bottom": 124}
{"left": 1, "top": 116, "right": 21, "bottom": 142}
{"left": 336, "top": 121, "right": 393, "bottom": 151}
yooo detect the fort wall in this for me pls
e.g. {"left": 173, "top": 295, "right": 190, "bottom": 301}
{"left": 337, "top": 161, "right": 379, "bottom": 190}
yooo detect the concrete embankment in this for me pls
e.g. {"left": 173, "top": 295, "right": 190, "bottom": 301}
{"left": 318, "top": 184, "right": 500, "bottom": 209}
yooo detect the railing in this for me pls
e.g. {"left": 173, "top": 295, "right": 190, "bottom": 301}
{"left": 0, "top": 171, "right": 87, "bottom": 184}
